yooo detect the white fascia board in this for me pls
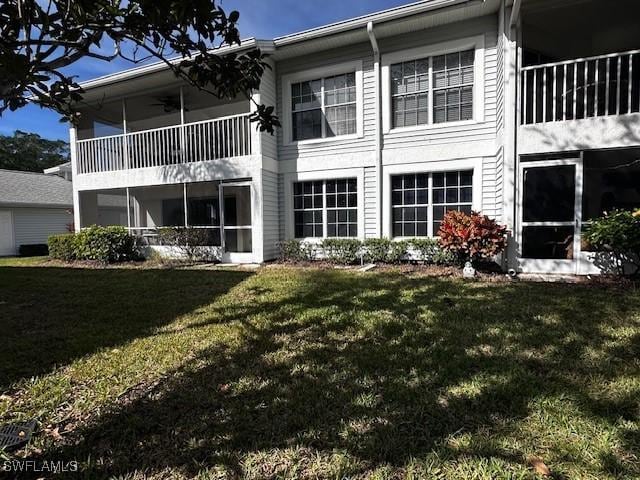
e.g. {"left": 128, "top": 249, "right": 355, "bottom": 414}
{"left": 77, "top": 38, "right": 275, "bottom": 92}
{"left": 273, "top": 0, "right": 475, "bottom": 47}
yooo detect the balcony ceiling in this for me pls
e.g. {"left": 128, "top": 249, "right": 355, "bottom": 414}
{"left": 522, "top": 0, "right": 640, "bottom": 61}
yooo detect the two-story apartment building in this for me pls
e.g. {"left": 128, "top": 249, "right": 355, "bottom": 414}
{"left": 70, "top": 0, "right": 640, "bottom": 273}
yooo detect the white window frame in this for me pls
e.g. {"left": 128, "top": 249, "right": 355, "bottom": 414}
{"left": 382, "top": 158, "right": 483, "bottom": 239}
{"left": 381, "top": 35, "right": 485, "bottom": 134}
{"left": 284, "top": 168, "right": 365, "bottom": 241}
{"left": 282, "top": 60, "right": 364, "bottom": 146}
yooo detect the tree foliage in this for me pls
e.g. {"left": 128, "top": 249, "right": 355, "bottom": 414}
{"left": 0, "top": 130, "right": 69, "bottom": 172}
{"left": 0, "top": 0, "right": 279, "bottom": 132}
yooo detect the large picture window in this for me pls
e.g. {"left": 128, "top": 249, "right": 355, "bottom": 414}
{"left": 391, "top": 170, "right": 473, "bottom": 237}
{"left": 390, "top": 49, "right": 474, "bottom": 128}
{"left": 291, "top": 72, "right": 356, "bottom": 141}
{"left": 294, "top": 178, "right": 358, "bottom": 238}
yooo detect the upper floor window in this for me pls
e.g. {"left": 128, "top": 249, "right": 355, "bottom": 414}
{"left": 391, "top": 49, "right": 474, "bottom": 128}
{"left": 384, "top": 37, "right": 482, "bottom": 132}
{"left": 292, "top": 73, "right": 357, "bottom": 141}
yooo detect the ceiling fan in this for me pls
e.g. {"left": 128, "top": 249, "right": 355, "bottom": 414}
{"left": 150, "top": 95, "right": 189, "bottom": 113}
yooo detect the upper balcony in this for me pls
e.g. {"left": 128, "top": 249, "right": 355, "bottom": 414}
{"left": 76, "top": 112, "right": 253, "bottom": 175}
{"left": 517, "top": 0, "right": 640, "bottom": 155}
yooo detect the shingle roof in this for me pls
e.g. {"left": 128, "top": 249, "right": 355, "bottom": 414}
{"left": 0, "top": 169, "right": 73, "bottom": 208}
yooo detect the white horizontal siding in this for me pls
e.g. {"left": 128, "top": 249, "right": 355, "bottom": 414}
{"left": 363, "top": 166, "right": 378, "bottom": 238}
{"left": 13, "top": 208, "right": 72, "bottom": 247}
{"left": 481, "top": 154, "right": 502, "bottom": 220}
{"left": 259, "top": 59, "right": 278, "bottom": 160}
{"left": 261, "top": 170, "right": 280, "bottom": 260}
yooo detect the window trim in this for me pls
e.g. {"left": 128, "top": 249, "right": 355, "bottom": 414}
{"left": 284, "top": 168, "right": 365, "bottom": 241}
{"left": 282, "top": 60, "right": 364, "bottom": 146}
{"left": 381, "top": 35, "right": 485, "bottom": 134}
{"left": 382, "top": 158, "right": 483, "bottom": 240}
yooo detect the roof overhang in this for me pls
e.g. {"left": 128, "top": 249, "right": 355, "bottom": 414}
{"left": 74, "top": 0, "right": 499, "bottom": 98}
{"left": 77, "top": 38, "right": 275, "bottom": 98}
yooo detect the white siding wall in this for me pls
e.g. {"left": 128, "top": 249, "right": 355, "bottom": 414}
{"left": 13, "top": 208, "right": 72, "bottom": 248}
{"left": 274, "top": 14, "right": 502, "bottom": 241}
{"left": 259, "top": 59, "right": 278, "bottom": 161}
{"left": 261, "top": 170, "right": 280, "bottom": 260}
{"left": 363, "top": 166, "right": 378, "bottom": 238}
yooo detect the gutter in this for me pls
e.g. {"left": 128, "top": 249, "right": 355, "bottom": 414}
{"left": 275, "top": 0, "right": 475, "bottom": 47}
{"left": 367, "top": 21, "right": 383, "bottom": 238}
{"left": 509, "top": 0, "right": 521, "bottom": 26}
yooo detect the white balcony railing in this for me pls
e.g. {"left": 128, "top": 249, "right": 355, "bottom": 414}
{"left": 76, "top": 113, "right": 253, "bottom": 174}
{"left": 521, "top": 49, "right": 640, "bottom": 125}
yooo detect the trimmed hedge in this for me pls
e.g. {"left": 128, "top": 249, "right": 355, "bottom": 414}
{"left": 277, "top": 237, "right": 457, "bottom": 266}
{"left": 48, "top": 226, "right": 140, "bottom": 263}
{"left": 322, "top": 238, "right": 362, "bottom": 264}
{"left": 48, "top": 234, "right": 77, "bottom": 261}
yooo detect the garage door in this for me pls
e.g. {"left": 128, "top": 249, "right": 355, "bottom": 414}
{"left": 0, "top": 210, "right": 15, "bottom": 256}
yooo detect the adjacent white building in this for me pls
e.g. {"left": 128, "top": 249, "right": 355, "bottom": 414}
{"left": 69, "top": 0, "right": 640, "bottom": 273}
{"left": 0, "top": 169, "right": 73, "bottom": 255}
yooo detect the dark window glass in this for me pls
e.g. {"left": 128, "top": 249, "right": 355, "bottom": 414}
{"left": 522, "top": 226, "right": 574, "bottom": 259}
{"left": 523, "top": 165, "right": 575, "bottom": 222}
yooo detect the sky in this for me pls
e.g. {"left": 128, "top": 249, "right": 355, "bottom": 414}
{"left": 0, "top": 0, "right": 410, "bottom": 141}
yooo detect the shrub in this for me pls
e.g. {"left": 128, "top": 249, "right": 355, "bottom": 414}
{"left": 363, "top": 238, "right": 391, "bottom": 263}
{"left": 387, "top": 240, "right": 408, "bottom": 264}
{"left": 157, "top": 227, "right": 214, "bottom": 262}
{"left": 584, "top": 209, "right": 640, "bottom": 276}
{"left": 73, "top": 225, "right": 140, "bottom": 263}
{"left": 438, "top": 210, "right": 508, "bottom": 265}
{"left": 321, "top": 238, "right": 362, "bottom": 265}
{"left": 408, "top": 238, "right": 439, "bottom": 263}
{"left": 19, "top": 244, "right": 48, "bottom": 257}
{"left": 48, "top": 234, "right": 76, "bottom": 261}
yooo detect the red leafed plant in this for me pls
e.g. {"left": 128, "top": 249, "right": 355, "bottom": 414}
{"left": 438, "top": 210, "right": 508, "bottom": 263}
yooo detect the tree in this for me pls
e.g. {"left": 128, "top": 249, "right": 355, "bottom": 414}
{"left": 0, "top": 130, "right": 69, "bottom": 172}
{"left": 0, "top": 0, "right": 279, "bottom": 132}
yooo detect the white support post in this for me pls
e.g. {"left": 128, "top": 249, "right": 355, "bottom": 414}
{"left": 183, "top": 182, "right": 188, "bottom": 227}
{"left": 179, "top": 86, "right": 186, "bottom": 163}
{"left": 70, "top": 126, "right": 81, "bottom": 232}
{"left": 122, "top": 98, "right": 129, "bottom": 170}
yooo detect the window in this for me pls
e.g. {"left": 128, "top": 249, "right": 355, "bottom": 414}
{"left": 294, "top": 181, "right": 324, "bottom": 237}
{"left": 294, "top": 179, "right": 358, "bottom": 238}
{"left": 326, "top": 179, "right": 358, "bottom": 237}
{"left": 291, "top": 72, "right": 356, "bottom": 141}
{"left": 392, "top": 174, "right": 429, "bottom": 236}
{"left": 391, "top": 170, "right": 473, "bottom": 237}
{"left": 433, "top": 50, "right": 474, "bottom": 123}
{"left": 432, "top": 170, "right": 473, "bottom": 233}
{"left": 391, "top": 59, "right": 430, "bottom": 128}
{"left": 390, "top": 49, "right": 474, "bottom": 128}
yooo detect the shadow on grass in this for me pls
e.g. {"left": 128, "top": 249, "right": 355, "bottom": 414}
{"left": 30, "top": 270, "right": 640, "bottom": 477}
{"left": 0, "top": 266, "right": 252, "bottom": 390}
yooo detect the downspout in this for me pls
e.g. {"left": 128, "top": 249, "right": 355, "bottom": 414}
{"left": 367, "top": 21, "right": 383, "bottom": 238}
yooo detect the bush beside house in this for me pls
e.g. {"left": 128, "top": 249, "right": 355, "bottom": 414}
{"left": 48, "top": 226, "right": 140, "bottom": 264}
{"left": 277, "top": 211, "right": 508, "bottom": 268}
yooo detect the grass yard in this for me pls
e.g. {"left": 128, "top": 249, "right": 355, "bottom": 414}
{"left": 1, "top": 259, "right": 639, "bottom": 479}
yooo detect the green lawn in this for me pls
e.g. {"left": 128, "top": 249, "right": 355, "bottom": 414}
{"left": 1, "top": 259, "right": 639, "bottom": 479}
